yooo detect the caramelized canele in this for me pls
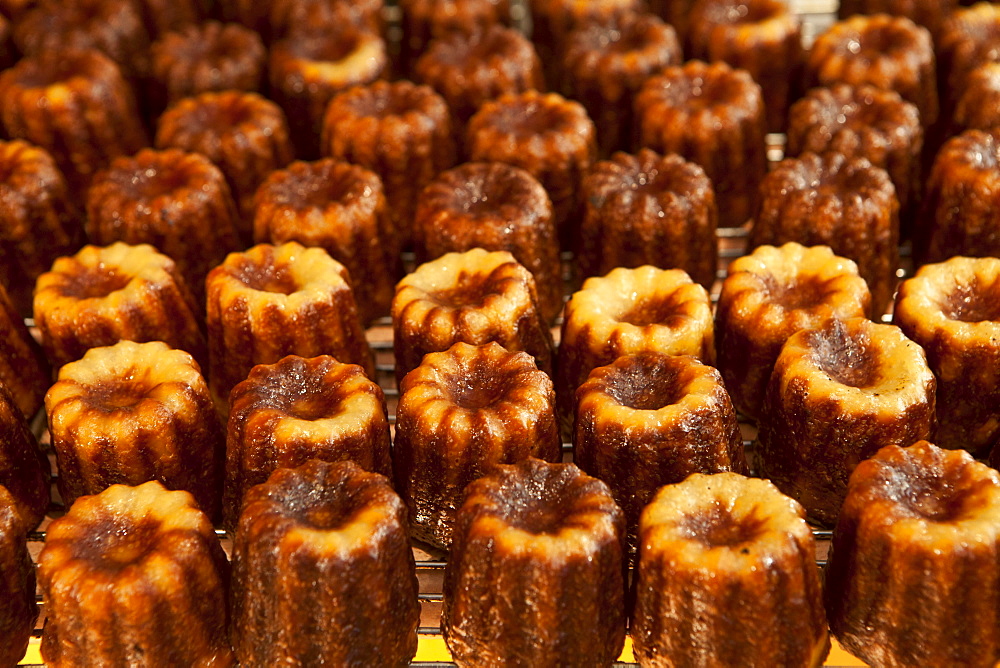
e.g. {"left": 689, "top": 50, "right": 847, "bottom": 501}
{"left": 222, "top": 0, "right": 383, "bottom": 42}
{"left": 0, "top": 382, "right": 50, "bottom": 531}
{"left": 398, "top": 0, "right": 510, "bottom": 76}
{"left": 953, "top": 62, "right": 1000, "bottom": 133}
{"left": 938, "top": 3, "right": 1000, "bottom": 115}
{"left": 838, "top": 0, "right": 957, "bottom": 38}
{"left": 632, "top": 472, "right": 830, "bottom": 667}
{"left": 443, "top": 458, "right": 626, "bottom": 667}
{"left": 393, "top": 342, "right": 561, "bottom": 548}
{"left": 0, "top": 485, "right": 36, "bottom": 668}
{"left": 38, "top": 481, "right": 232, "bottom": 666}
{"left": 0, "top": 280, "right": 50, "bottom": 420}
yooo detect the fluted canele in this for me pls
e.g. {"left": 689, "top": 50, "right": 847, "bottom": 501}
{"left": 837, "top": 0, "right": 957, "bottom": 38}
{"left": 938, "top": 3, "right": 1000, "bottom": 117}
{"left": 218, "top": 0, "right": 384, "bottom": 42}
{"left": 0, "top": 280, "right": 50, "bottom": 421}
{"left": 952, "top": 63, "right": 1000, "bottom": 134}
{"left": 0, "top": 485, "right": 36, "bottom": 668}
{"left": 398, "top": 0, "right": 510, "bottom": 76}
{"left": 38, "top": 481, "right": 232, "bottom": 666}
{"left": 126, "top": 0, "right": 205, "bottom": 38}
{"left": 0, "top": 382, "right": 50, "bottom": 531}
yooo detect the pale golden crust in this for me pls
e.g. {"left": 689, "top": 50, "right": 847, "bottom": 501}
{"left": 0, "top": 485, "right": 36, "bottom": 667}
{"left": 0, "top": 280, "right": 49, "bottom": 420}
{"left": 0, "top": 381, "right": 50, "bottom": 530}
{"left": 938, "top": 3, "right": 1000, "bottom": 113}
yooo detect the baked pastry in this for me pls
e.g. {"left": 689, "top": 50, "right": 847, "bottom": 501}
{"left": 220, "top": 0, "right": 383, "bottom": 42}
{"left": 938, "top": 3, "right": 1000, "bottom": 117}
{"left": 33, "top": 242, "right": 206, "bottom": 369}
{"left": 38, "top": 481, "right": 232, "bottom": 665}
{"left": 0, "top": 281, "right": 50, "bottom": 420}
{"left": 632, "top": 472, "right": 830, "bottom": 667}
{"left": 577, "top": 149, "right": 717, "bottom": 289}
{"left": 635, "top": 60, "right": 767, "bottom": 228}
{"left": 574, "top": 352, "right": 747, "bottom": 543}
{"left": 0, "top": 48, "right": 147, "bottom": 196}
{"left": 45, "top": 340, "right": 225, "bottom": 520}
{"left": 687, "top": 0, "right": 803, "bottom": 132}
{"left": 155, "top": 90, "right": 294, "bottom": 229}
{"left": 130, "top": 0, "right": 206, "bottom": 38}
{"left": 223, "top": 354, "right": 392, "bottom": 529}
{"left": 650, "top": 0, "right": 698, "bottom": 42}
{"left": 322, "top": 80, "right": 456, "bottom": 245}
{"left": 413, "top": 162, "right": 561, "bottom": 322}
{"left": 894, "top": 257, "right": 1000, "bottom": 456}
{"left": 0, "top": 381, "right": 50, "bottom": 531}
{"left": 392, "top": 248, "right": 554, "bottom": 384}
{"left": 231, "top": 459, "right": 419, "bottom": 665}
{"left": 253, "top": 159, "right": 399, "bottom": 325}
{"left": 715, "top": 243, "right": 871, "bottom": 421}
{"left": 748, "top": 151, "right": 900, "bottom": 315}
{"left": 838, "top": 0, "right": 958, "bottom": 38}
{"left": 85, "top": 148, "right": 241, "bottom": 306}
{"left": 393, "top": 342, "right": 561, "bottom": 548}
{"left": 443, "top": 457, "right": 625, "bottom": 666}
{"left": 0, "top": 484, "right": 35, "bottom": 668}
{"left": 561, "top": 13, "right": 682, "bottom": 154}
{"left": 806, "top": 14, "right": 938, "bottom": 128}
{"left": 953, "top": 62, "right": 1000, "bottom": 133}
{"left": 826, "top": 440, "right": 1000, "bottom": 667}
{"left": 756, "top": 317, "right": 935, "bottom": 526}
{"left": 0, "top": 139, "right": 83, "bottom": 316}
{"left": 398, "top": 0, "right": 510, "bottom": 76}
{"left": 206, "top": 242, "right": 373, "bottom": 405}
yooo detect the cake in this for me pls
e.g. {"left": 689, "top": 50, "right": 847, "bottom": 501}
{"left": 38, "top": 481, "right": 232, "bottom": 665}
{"left": 650, "top": 0, "right": 698, "bottom": 42}
{"left": 45, "top": 340, "right": 225, "bottom": 520}
{"left": 391, "top": 248, "right": 554, "bottom": 384}
{"left": 268, "top": 0, "right": 384, "bottom": 41}
{"left": 129, "top": 0, "right": 206, "bottom": 38}
{"left": 206, "top": 242, "right": 374, "bottom": 405}
{"left": 937, "top": 3, "right": 1000, "bottom": 117}
{"left": 838, "top": 0, "right": 958, "bottom": 38}
{"left": 577, "top": 149, "right": 717, "bottom": 289}
{"left": 756, "top": 317, "right": 936, "bottom": 526}
{"left": 223, "top": 354, "right": 392, "bottom": 529}
{"left": 687, "top": 0, "right": 803, "bottom": 132}
{"left": 33, "top": 242, "right": 207, "bottom": 369}
{"left": 635, "top": 60, "right": 767, "bottom": 228}
{"left": 748, "top": 152, "right": 900, "bottom": 315}
{"left": 398, "top": 0, "right": 510, "bottom": 76}
{"left": 573, "top": 352, "right": 748, "bottom": 543}
{"left": 443, "top": 457, "right": 625, "bottom": 666}
{"left": 412, "top": 162, "right": 562, "bottom": 323}
{"left": 952, "top": 62, "right": 1000, "bottom": 133}
{"left": 230, "top": 459, "right": 419, "bottom": 665}
{"left": 0, "top": 381, "right": 50, "bottom": 531}
{"left": 715, "top": 243, "right": 871, "bottom": 421}
{"left": 0, "top": 485, "right": 37, "bottom": 668}
{"left": 894, "top": 257, "right": 1000, "bottom": 456}
{"left": 631, "top": 472, "right": 830, "bottom": 667}
{"left": 393, "top": 341, "right": 561, "bottom": 548}
{"left": 0, "top": 281, "right": 50, "bottom": 420}
{"left": 85, "top": 148, "right": 242, "bottom": 306}
{"left": 825, "top": 440, "right": 1000, "bottom": 667}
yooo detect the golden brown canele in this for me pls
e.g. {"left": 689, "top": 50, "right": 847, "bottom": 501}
{"left": 826, "top": 440, "right": 1000, "bottom": 668}
{"left": 635, "top": 60, "right": 767, "bottom": 228}
{"left": 756, "top": 317, "right": 935, "bottom": 526}
{"left": 38, "top": 481, "right": 232, "bottom": 666}
{"left": 322, "top": 80, "right": 456, "bottom": 246}
{"left": 573, "top": 352, "right": 748, "bottom": 544}
{"left": 220, "top": 0, "right": 383, "bottom": 42}
{"left": 33, "top": 242, "right": 206, "bottom": 369}
{"left": 413, "top": 162, "right": 561, "bottom": 323}
{"left": 223, "top": 354, "right": 392, "bottom": 530}
{"left": 0, "top": 280, "right": 50, "bottom": 420}
{"left": 938, "top": 3, "right": 1000, "bottom": 116}
{"left": 632, "top": 472, "right": 830, "bottom": 668}
{"left": 0, "top": 381, "right": 50, "bottom": 531}
{"left": 128, "top": 0, "right": 207, "bottom": 38}
{"left": 715, "top": 243, "right": 872, "bottom": 421}
{"left": 85, "top": 148, "right": 241, "bottom": 306}
{"left": 894, "top": 257, "right": 1000, "bottom": 456}
{"left": 649, "top": 0, "right": 697, "bottom": 42}
{"left": 443, "top": 457, "right": 626, "bottom": 667}
{"left": 748, "top": 152, "right": 900, "bottom": 315}
{"left": 231, "top": 459, "right": 419, "bottom": 666}
{"left": 687, "top": 0, "right": 803, "bottom": 132}
{"left": 838, "top": 0, "right": 958, "bottom": 38}
{"left": 45, "top": 340, "right": 225, "bottom": 520}
{"left": 393, "top": 342, "right": 561, "bottom": 548}
{"left": 806, "top": 14, "right": 938, "bottom": 127}
{"left": 391, "top": 248, "right": 554, "bottom": 384}
{"left": 561, "top": 13, "right": 681, "bottom": 155}
{"left": 0, "top": 485, "right": 36, "bottom": 668}
{"left": 953, "top": 62, "right": 1000, "bottom": 133}
{"left": 578, "top": 149, "right": 717, "bottom": 289}
{"left": 0, "top": 139, "right": 83, "bottom": 316}
{"left": 0, "top": 48, "right": 147, "bottom": 196}
{"left": 253, "top": 159, "right": 400, "bottom": 325}
{"left": 398, "top": 0, "right": 510, "bottom": 76}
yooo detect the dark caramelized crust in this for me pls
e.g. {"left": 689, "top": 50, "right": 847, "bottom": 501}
{"left": 399, "top": 0, "right": 510, "bottom": 75}
{"left": 632, "top": 472, "right": 830, "bottom": 667}
{"left": 33, "top": 242, "right": 206, "bottom": 369}
{"left": 635, "top": 60, "right": 767, "bottom": 228}
{"left": 578, "top": 149, "right": 717, "bottom": 288}
{"left": 224, "top": 355, "right": 392, "bottom": 529}
{"left": 45, "top": 340, "right": 225, "bottom": 519}
{"left": 749, "top": 152, "right": 900, "bottom": 315}
{"left": 838, "top": 0, "right": 958, "bottom": 38}
{"left": 649, "top": 0, "right": 697, "bottom": 41}
{"left": 413, "top": 162, "right": 561, "bottom": 322}
{"left": 0, "top": 281, "right": 49, "bottom": 420}
{"left": 574, "top": 353, "right": 747, "bottom": 543}
{"left": 826, "top": 440, "right": 1000, "bottom": 667}
{"left": 0, "top": 382, "right": 50, "bottom": 530}
{"left": 529, "top": 0, "right": 644, "bottom": 78}
{"left": 756, "top": 317, "right": 935, "bottom": 526}
{"left": 38, "top": 481, "right": 232, "bottom": 666}
{"left": 444, "top": 458, "right": 625, "bottom": 665}
{"left": 894, "top": 257, "right": 1000, "bottom": 455}
{"left": 715, "top": 243, "right": 871, "bottom": 421}
{"left": 393, "top": 342, "right": 561, "bottom": 548}
{"left": 131, "top": 0, "right": 206, "bottom": 38}
{"left": 253, "top": 159, "right": 399, "bottom": 325}
{"left": 0, "top": 485, "right": 36, "bottom": 668}
{"left": 268, "top": 0, "right": 385, "bottom": 41}
{"left": 85, "top": 148, "right": 241, "bottom": 306}
{"left": 392, "top": 248, "right": 554, "bottom": 383}
{"left": 231, "top": 460, "right": 418, "bottom": 666}
{"left": 953, "top": 63, "right": 1000, "bottom": 133}
{"left": 938, "top": 3, "right": 1000, "bottom": 114}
